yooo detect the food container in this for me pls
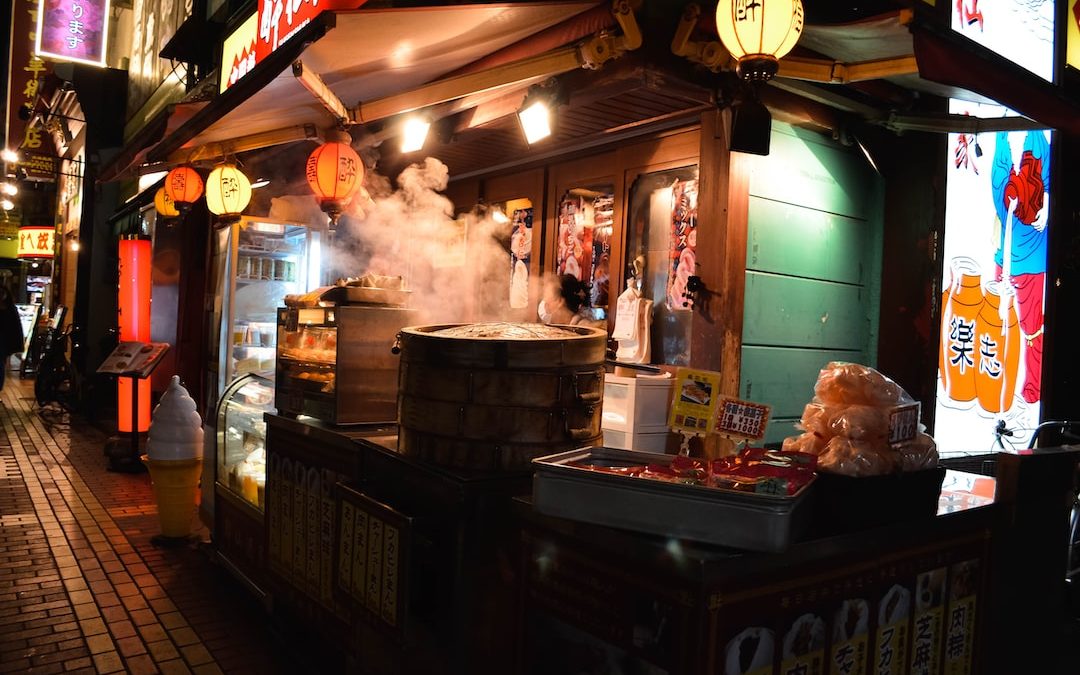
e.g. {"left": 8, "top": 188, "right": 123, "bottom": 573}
{"left": 532, "top": 447, "right": 815, "bottom": 552}
{"left": 397, "top": 323, "right": 607, "bottom": 471}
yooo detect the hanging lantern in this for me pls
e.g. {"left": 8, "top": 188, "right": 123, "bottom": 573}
{"left": 154, "top": 187, "right": 180, "bottom": 217}
{"left": 306, "top": 130, "right": 363, "bottom": 226}
{"left": 164, "top": 165, "right": 204, "bottom": 208}
{"left": 205, "top": 163, "right": 253, "bottom": 218}
{"left": 715, "top": 0, "right": 804, "bottom": 81}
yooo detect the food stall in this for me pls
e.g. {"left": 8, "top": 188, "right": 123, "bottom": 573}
{"left": 112, "top": 0, "right": 1080, "bottom": 673}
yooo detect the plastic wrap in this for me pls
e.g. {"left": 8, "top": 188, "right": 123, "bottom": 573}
{"left": 813, "top": 361, "right": 911, "bottom": 407}
{"left": 818, "top": 437, "right": 899, "bottom": 477}
{"left": 783, "top": 362, "right": 938, "bottom": 477}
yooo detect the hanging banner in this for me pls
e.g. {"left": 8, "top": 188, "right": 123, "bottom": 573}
{"left": 18, "top": 225, "right": 56, "bottom": 258}
{"left": 35, "top": 0, "right": 110, "bottom": 67}
{"left": 936, "top": 99, "right": 1049, "bottom": 455}
{"left": 6, "top": 0, "right": 54, "bottom": 156}
{"left": 220, "top": 1, "right": 365, "bottom": 94}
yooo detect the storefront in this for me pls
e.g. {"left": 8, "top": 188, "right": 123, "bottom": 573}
{"left": 108, "top": 1, "right": 1080, "bottom": 673}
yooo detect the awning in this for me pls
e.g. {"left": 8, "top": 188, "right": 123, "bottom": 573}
{"left": 147, "top": 1, "right": 600, "bottom": 164}
{"left": 97, "top": 101, "right": 207, "bottom": 182}
{"left": 780, "top": 12, "right": 1080, "bottom": 135}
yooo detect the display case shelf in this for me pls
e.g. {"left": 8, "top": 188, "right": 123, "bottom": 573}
{"left": 216, "top": 373, "right": 274, "bottom": 513}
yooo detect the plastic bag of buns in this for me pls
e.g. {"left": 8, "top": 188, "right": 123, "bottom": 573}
{"left": 782, "top": 362, "right": 938, "bottom": 477}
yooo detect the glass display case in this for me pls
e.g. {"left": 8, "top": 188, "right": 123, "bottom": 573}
{"left": 216, "top": 373, "right": 274, "bottom": 512}
{"left": 276, "top": 305, "right": 415, "bottom": 425}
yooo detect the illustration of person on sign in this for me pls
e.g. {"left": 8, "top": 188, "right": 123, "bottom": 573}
{"left": 990, "top": 129, "right": 1049, "bottom": 404}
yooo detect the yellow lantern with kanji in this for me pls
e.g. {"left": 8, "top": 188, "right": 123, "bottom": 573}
{"left": 164, "top": 165, "right": 204, "bottom": 208}
{"left": 205, "top": 163, "right": 252, "bottom": 218}
{"left": 715, "top": 0, "right": 803, "bottom": 80}
{"left": 154, "top": 187, "right": 180, "bottom": 217}
{"left": 306, "top": 131, "right": 363, "bottom": 226}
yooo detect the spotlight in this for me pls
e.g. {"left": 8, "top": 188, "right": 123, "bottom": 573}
{"left": 517, "top": 82, "right": 562, "bottom": 146}
{"left": 1, "top": 149, "right": 18, "bottom": 163}
{"left": 250, "top": 178, "right": 271, "bottom": 189}
{"left": 729, "top": 97, "right": 772, "bottom": 156}
{"left": 1, "top": 183, "right": 16, "bottom": 196}
{"left": 0, "top": 199, "right": 13, "bottom": 211}
{"left": 400, "top": 116, "right": 431, "bottom": 154}
{"left": 70, "top": 240, "right": 80, "bottom": 252}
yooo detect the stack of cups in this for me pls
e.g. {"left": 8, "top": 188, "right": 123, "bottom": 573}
{"left": 142, "top": 376, "right": 204, "bottom": 538}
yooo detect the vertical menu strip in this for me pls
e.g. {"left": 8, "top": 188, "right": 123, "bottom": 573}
{"left": 279, "top": 457, "right": 294, "bottom": 574}
{"left": 267, "top": 453, "right": 281, "bottom": 566}
{"left": 306, "top": 467, "right": 321, "bottom": 595}
{"left": 352, "top": 509, "right": 369, "bottom": 601}
{"left": 293, "top": 463, "right": 306, "bottom": 578}
{"left": 320, "top": 470, "right": 335, "bottom": 606}
{"left": 381, "top": 524, "right": 399, "bottom": 627}
{"left": 339, "top": 501, "right": 354, "bottom": 594}
{"left": 367, "top": 518, "right": 384, "bottom": 612}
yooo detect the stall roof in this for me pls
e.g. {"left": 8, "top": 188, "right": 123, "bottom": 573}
{"left": 146, "top": 1, "right": 600, "bottom": 164}
{"left": 784, "top": 11, "right": 1080, "bottom": 135}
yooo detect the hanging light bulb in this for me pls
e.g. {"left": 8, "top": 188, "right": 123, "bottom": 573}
{"left": 1, "top": 183, "right": 16, "bottom": 196}
{"left": 0, "top": 199, "right": 13, "bottom": 211}
{"left": 154, "top": 187, "right": 180, "bottom": 217}
{"left": 164, "top": 165, "right": 204, "bottom": 210}
{"left": 715, "top": 0, "right": 804, "bottom": 81}
{"left": 205, "top": 163, "right": 253, "bottom": 218}
{"left": 306, "top": 130, "right": 363, "bottom": 227}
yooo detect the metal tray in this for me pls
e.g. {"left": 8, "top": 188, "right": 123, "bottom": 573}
{"left": 532, "top": 447, "right": 815, "bottom": 552}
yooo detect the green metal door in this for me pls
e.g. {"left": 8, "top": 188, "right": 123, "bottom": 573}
{"left": 741, "top": 124, "right": 884, "bottom": 444}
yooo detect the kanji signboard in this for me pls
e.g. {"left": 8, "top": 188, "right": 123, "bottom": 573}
{"left": 35, "top": 0, "right": 110, "bottom": 67}
{"left": 17, "top": 225, "right": 56, "bottom": 259}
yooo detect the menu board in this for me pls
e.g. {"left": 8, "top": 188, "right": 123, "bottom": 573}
{"left": 96, "top": 341, "right": 169, "bottom": 377}
{"left": 15, "top": 304, "right": 40, "bottom": 358}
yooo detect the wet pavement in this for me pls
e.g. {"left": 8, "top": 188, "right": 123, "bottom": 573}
{"left": 0, "top": 380, "right": 298, "bottom": 674}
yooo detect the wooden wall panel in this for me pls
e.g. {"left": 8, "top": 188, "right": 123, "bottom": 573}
{"left": 747, "top": 198, "right": 870, "bottom": 284}
{"left": 743, "top": 273, "right": 874, "bottom": 350}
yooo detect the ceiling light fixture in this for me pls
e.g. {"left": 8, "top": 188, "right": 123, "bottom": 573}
{"left": 250, "top": 178, "right": 271, "bottom": 189}
{"left": 400, "top": 116, "right": 431, "bottom": 154}
{"left": 518, "top": 98, "right": 552, "bottom": 145}
{"left": 1, "top": 183, "right": 16, "bottom": 196}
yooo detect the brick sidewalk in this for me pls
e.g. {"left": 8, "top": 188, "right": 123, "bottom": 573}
{"left": 0, "top": 380, "right": 299, "bottom": 674}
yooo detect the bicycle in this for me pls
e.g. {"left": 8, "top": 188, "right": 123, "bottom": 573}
{"left": 34, "top": 324, "right": 77, "bottom": 411}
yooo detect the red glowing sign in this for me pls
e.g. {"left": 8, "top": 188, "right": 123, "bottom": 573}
{"left": 118, "top": 239, "right": 152, "bottom": 432}
{"left": 35, "top": 0, "right": 110, "bottom": 67}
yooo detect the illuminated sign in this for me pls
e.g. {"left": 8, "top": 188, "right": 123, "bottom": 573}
{"left": 35, "top": 0, "right": 110, "bottom": 67}
{"left": 936, "top": 99, "right": 1049, "bottom": 455}
{"left": 1068, "top": 0, "right": 1080, "bottom": 71}
{"left": 17, "top": 225, "right": 56, "bottom": 258}
{"left": 220, "top": 1, "right": 363, "bottom": 93}
{"left": 952, "top": 0, "right": 1055, "bottom": 81}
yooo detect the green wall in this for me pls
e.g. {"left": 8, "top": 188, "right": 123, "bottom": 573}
{"left": 740, "top": 123, "right": 884, "bottom": 444}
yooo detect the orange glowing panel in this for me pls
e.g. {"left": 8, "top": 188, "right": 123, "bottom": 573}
{"left": 118, "top": 239, "right": 151, "bottom": 432}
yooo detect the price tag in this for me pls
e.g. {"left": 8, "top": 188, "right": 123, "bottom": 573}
{"left": 888, "top": 402, "right": 921, "bottom": 445}
{"left": 715, "top": 397, "right": 772, "bottom": 441}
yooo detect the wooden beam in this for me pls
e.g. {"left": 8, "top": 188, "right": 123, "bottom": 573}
{"left": 166, "top": 124, "right": 320, "bottom": 165}
{"left": 778, "top": 55, "right": 918, "bottom": 84}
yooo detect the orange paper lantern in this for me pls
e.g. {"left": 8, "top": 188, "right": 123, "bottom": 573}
{"left": 154, "top": 187, "right": 180, "bottom": 217}
{"left": 306, "top": 132, "right": 362, "bottom": 224}
{"left": 165, "top": 165, "right": 204, "bottom": 206}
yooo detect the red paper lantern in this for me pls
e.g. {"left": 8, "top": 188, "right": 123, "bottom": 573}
{"left": 164, "top": 165, "right": 204, "bottom": 207}
{"left": 306, "top": 131, "right": 362, "bottom": 225}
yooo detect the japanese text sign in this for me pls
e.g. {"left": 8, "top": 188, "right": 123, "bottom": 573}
{"left": 668, "top": 367, "right": 722, "bottom": 436}
{"left": 17, "top": 226, "right": 55, "bottom": 259}
{"left": 35, "top": 0, "right": 110, "bottom": 67}
{"left": 220, "top": 0, "right": 363, "bottom": 93}
{"left": 7, "top": 0, "right": 54, "bottom": 159}
{"left": 716, "top": 397, "right": 772, "bottom": 441}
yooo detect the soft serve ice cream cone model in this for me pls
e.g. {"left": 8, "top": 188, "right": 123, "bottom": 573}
{"left": 143, "top": 376, "right": 204, "bottom": 537}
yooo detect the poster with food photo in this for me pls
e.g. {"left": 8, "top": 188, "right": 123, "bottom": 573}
{"left": 943, "top": 560, "right": 979, "bottom": 675}
{"left": 830, "top": 598, "right": 870, "bottom": 675}
{"left": 666, "top": 179, "right": 698, "bottom": 310}
{"left": 911, "top": 567, "right": 947, "bottom": 675}
{"left": 668, "top": 367, "right": 721, "bottom": 435}
{"left": 780, "top": 612, "right": 825, "bottom": 675}
{"left": 873, "top": 584, "right": 911, "bottom": 675}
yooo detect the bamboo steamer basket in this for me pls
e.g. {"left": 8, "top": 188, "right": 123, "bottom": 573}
{"left": 396, "top": 323, "right": 607, "bottom": 470}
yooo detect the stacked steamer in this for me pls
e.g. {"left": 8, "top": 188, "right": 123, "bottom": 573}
{"left": 782, "top": 362, "right": 941, "bottom": 530}
{"left": 143, "top": 376, "right": 204, "bottom": 538}
{"left": 397, "top": 322, "right": 607, "bottom": 470}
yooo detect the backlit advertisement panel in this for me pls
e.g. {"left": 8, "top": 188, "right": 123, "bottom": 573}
{"left": 952, "top": 0, "right": 1055, "bottom": 81}
{"left": 35, "top": 0, "right": 110, "bottom": 67}
{"left": 936, "top": 99, "right": 1049, "bottom": 454}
